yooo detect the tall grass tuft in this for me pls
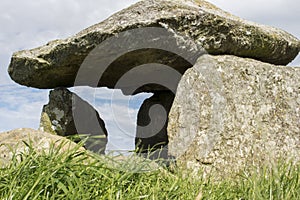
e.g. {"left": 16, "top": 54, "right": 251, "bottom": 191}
{"left": 0, "top": 141, "right": 299, "bottom": 199}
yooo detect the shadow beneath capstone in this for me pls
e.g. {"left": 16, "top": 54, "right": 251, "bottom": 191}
{"left": 135, "top": 90, "right": 175, "bottom": 160}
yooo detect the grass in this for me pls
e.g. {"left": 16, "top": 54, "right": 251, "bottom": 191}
{"left": 0, "top": 142, "right": 299, "bottom": 200}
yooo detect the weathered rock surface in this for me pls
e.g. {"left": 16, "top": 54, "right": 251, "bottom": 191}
{"left": 0, "top": 128, "right": 84, "bottom": 167}
{"left": 40, "top": 88, "right": 108, "bottom": 154}
{"left": 8, "top": 0, "right": 299, "bottom": 91}
{"left": 168, "top": 54, "right": 300, "bottom": 178}
{"left": 136, "top": 91, "right": 175, "bottom": 157}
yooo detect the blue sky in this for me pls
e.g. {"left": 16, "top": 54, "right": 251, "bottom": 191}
{"left": 0, "top": 0, "right": 299, "bottom": 151}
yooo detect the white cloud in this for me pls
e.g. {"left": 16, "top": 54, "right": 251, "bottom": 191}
{"left": 0, "top": 85, "right": 49, "bottom": 132}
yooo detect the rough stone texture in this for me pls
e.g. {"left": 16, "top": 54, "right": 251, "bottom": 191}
{"left": 136, "top": 91, "right": 175, "bottom": 157}
{"left": 0, "top": 128, "right": 84, "bottom": 167}
{"left": 8, "top": 0, "right": 300, "bottom": 91}
{"left": 40, "top": 88, "right": 108, "bottom": 154}
{"left": 168, "top": 54, "right": 300, "bottom": 178}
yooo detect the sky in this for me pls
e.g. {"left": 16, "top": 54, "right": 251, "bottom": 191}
{"left": 0, "top": 0, "right": 299, "bottom": 151}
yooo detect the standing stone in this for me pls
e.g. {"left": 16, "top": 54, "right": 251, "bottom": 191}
{"left": 136, "top": 91, "right": 175, "bottom": 158}
{"left": 40, "top": 88, "right": 108, "bottom": 154}
{"left": 168, "top": 54, "right": 300, "bottom": 178}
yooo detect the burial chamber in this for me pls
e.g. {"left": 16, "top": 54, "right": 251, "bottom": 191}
{"left": 8, "top": 0, "right": 300, "bottom": 157}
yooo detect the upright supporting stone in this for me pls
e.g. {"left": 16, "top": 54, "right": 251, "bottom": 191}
{"left": 40, "top": 88, "right": 108, "bottom": 154}
{"left": 136, "top": 91, "right": 175, "bottom": 158}
{"left": 168, "top": 54, "right": 300, "bottom": 178}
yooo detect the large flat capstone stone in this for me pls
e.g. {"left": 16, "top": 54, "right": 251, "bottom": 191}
{"left": 168, "top": 54, "right": 300, "bottom": 178}
{"left": 8, "top": 0, "right": 299, "bottom": 91}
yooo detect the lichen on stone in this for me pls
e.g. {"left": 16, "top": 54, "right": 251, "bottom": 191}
{"left": 39, "top": 112, "right": 57, "bottom": 135}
